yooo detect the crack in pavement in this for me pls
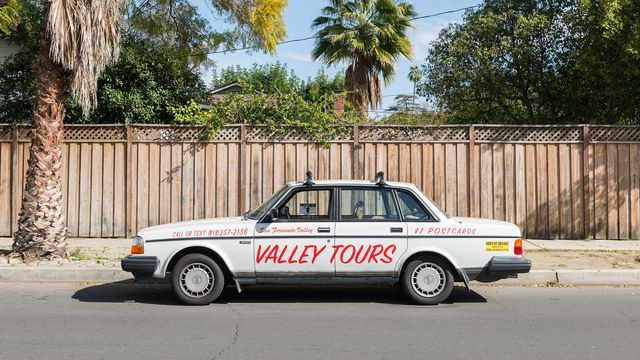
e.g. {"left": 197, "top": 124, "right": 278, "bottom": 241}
{"left": 212, "top": 304, "right": 240, "bottom": 360}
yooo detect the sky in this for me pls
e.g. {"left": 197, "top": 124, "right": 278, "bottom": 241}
{"left": 193, "top": 0, "right": 481, "bottom": 117}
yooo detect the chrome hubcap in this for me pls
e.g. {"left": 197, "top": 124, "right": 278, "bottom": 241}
{"left": 411, "top": 262, "right": 445, "bottom": 298}
{"left": 180, "top": 263, "right": 214, "bottom": 298}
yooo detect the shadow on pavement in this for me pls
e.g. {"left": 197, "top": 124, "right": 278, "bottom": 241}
{"left": 72, "top": 281, "right": 486, "bottom": 306}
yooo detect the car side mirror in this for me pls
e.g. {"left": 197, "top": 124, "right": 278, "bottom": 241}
{"left": 269, "top": 208, "right": 279, "bottom": 221}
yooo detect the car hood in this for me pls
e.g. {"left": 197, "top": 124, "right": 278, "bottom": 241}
{"left": 137, "top": 217, "right": 256, "bottom": 241}
{"left": 449, "top": 217, "right": 521, "bottom": 237}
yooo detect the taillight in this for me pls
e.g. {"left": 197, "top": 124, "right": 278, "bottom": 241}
{"left": 514, "top": 239, "right": 523, "bottom": 255}
{"left": 131, "top": 236, "right": 144, "bottom": 254}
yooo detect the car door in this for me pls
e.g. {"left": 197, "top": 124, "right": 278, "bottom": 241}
{"left": 334, "top": 187, "right": 407, "bottom": 277}
{"left": 254, "top": 187, "right": 335, "bottom": 278}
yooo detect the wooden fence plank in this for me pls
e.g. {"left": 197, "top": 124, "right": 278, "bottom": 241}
{"left": 480, "top": 144, "right": 493, "bottom": 219}
{"left": 422, "top": 144, "right": 434, "bottom": 200}
{"left": 410, "top": 144, "right": 422, "bottom": 190}
{"left": 159, "top": 144, "right": 172, "bottom": 223}
{"left": 217, "top": 144, "right": 229, "bottom": 217}
{"left": 547, "top": 145, "right": 559, "bottom": 239}
{"left": 559, "top": 144, "right": 571, "bottom": 239}
{"left": 113, "top": 143, "right": 126, "bottom": 236}
{"left": 515, "top": 145, "right": 527, "bottom": 233}
{"left": 66, "top": 143, "right": 80, "bottom": 237}
{"left": 78, "top": 144, "right": 92, "bottom": 237}
{"left": 445, "top": 143, "right": 457, "bottom": 215}
{"left": 193, "top": 144, "right": 205, "bottom": 220}
{"left": 147, "top": 144, "right": 160, "bottom": 227}
{"left": 525, "top": 144, "right": 537, "bottom": 238}
{"left": 593, "top": 144, "right": 607, "bottom": 239}
{"left": 606, "top": 144, "right": 618, "bottom": 239}
{"left": 387, "top": 144, "right": 398, "bottom": 181}
{"left": 433, "top": 144, "right": 446, "bottom": 212}
{"left": 504, "top": 144, "right": 515, "bottom": 224}
{"left": 571, "top": 144, "right": 584, "bottom": 239}
{"left": 181, "top": 144, "right": 194, "bottom": 221}
{"left": 630, "top": 144, "right": 639, "bottom": 239}
{"left": 136, "top": 144, "right": 148, "bottom": 231}
{"left": 0, "top": 143, "right": 11, "bottom": 235}
{"left": 101, "top": 143, "right": 114, "bottom": 237}
{"left": 456, "top": 144, "right": 468, "bottom": 217}
{"left": 341, "top": 144, "right": 352, "bottom": 180}
{"left": 228, "top": 143, "right": 239, "bottom": 215}
{"left": 493, "top": 144, "right": 505, "bottom": 221}
{"left": 536, "top": 144, "right": 548, "bottom": 238}
{"left": 203, "top": 144, "right": 216, "bottom": 218}
{"left": 617, "top": 144, "right": 630, "bottom": 239}
{"left": 169, "top": 144, "right": 181, "bottom": 223}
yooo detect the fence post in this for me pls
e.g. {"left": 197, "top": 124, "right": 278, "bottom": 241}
{"left": 11, "top": 125, "right": 19, "bottom": 235}
{"left": 582, "top": 124, "right": 590, "bottom": 239}
{"left": 239, "top": 125, "right": 247, "bottom": 213}
{"left": 125, "top": 125, "right": 133, "bottom": 237}
{"left": 467, "top": 124, "right": 475, "bottom": 217}
{"left": 352, "top": 124, "right": 360, "bottom": 179}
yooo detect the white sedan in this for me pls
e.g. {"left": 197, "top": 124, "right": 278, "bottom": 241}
{"left": 122, "top": 172, "right": 530, "bottom": 305}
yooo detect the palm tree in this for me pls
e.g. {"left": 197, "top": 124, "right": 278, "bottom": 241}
{"left": 12, "top": 0, "right": 286, "bottom": 260}
{"left": 13, "top": 0, "right": 123, "bottom": 260}
{"left": 312, "top": 0, "right": 415, "bottom": 116}
{"left": 408, "top": 65, "right": 421, "bottom": 104}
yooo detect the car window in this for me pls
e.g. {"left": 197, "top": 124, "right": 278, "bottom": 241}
{"left": 248, "top": 186, "right": 288, "bottom": 219}
{"left": 340, "top": 188, "right": 399, "bottom": 221}
{"left": 276, "top": 189, "right": 332, "bottom": 222}
{"left": 396, "top": 190, "right": 433, "bottom": 221}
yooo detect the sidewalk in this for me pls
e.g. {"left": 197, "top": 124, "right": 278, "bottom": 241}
{"left": 1, "top": 238, "right": 639, "bottom": 286}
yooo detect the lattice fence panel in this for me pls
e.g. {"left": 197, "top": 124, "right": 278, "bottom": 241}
{"left": 132, "top": 125, "right": 213, "bottom": 142}
{"left": 358, "top": 126, "right": 468, "bottom": 142}
{"left": 0, "top": 125, "right": 11, "bottom": 141}
{"left": 589, "top": 126, "right": 640, "bottom": 142}
{"left": 474, "top": 126, "right": 582, "bottom": 143}
{"left": 246, "top": 126, "right": 353, "bottom": 142}
{"left": 64, "top": 125, "right": 127, "bottom": 141}
{"left": 211, "top": 126, "right": 241, "bottom": 141}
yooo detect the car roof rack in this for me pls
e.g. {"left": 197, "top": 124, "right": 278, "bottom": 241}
{"left": 303, "top": 170, "right": 314, "bottom": 186}
{"left": 374, "top": 171, "right": 386, "bottom": 186}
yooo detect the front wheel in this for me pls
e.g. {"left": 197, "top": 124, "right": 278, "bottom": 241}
{"left": 401, "top": 255, "right": 454, "bottom": 305}
{"left": 171, "top": 254, "right": 225, "bottom": 305}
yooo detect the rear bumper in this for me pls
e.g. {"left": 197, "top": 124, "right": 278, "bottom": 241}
{"left": 121, "top": 255, "right": 159, "bottom": 279}
{"left": 464, "top": 256, "right": 531, "bottom": 282}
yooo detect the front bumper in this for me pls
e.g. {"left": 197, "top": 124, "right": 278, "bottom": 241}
{"left": 121, "top": 255, "right": 159, "bottom": 279}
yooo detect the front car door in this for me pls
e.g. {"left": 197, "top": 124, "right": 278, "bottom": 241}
{"left": 334, "top": 187, "right": 407, "bottom": 279}
{"left": 254, "top": 187, "right": 335, "bottom": 279}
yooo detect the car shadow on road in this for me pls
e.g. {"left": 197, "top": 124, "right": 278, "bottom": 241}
{"left": 72, "top": 281, "right": 487, "bottom": 306}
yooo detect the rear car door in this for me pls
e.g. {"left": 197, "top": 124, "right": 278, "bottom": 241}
{"left": 254, "top": 187, "right": 335, "bottom": 278}
{"left": 334, "top": 187, "right": 407, "bottom": 277}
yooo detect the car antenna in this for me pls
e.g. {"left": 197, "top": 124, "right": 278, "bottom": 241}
{"left": 303, "top": 170, "right": 314, "bottom": 186}
{"left": 374, "top": 171, "right": 386, "bottom": 186}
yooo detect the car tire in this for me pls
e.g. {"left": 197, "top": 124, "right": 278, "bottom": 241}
{"left": 171, "top": 254, "right": 225, "bottom": 305}
{"left": 401, "top": 255, "right": 454, "bottom": 305}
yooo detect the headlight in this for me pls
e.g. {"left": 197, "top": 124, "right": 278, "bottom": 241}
{"left": 131, "top": 235, "right": 144, "bottom": 254}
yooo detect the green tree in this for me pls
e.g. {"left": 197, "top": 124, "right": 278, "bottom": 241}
{"left": 407, "top": 65, "right": 421, "bottom": 104}
{"left": 312, "top": 0, "right": 416, "bottom": 116}
{"left": 419, "top": 0, "right": 640, "bottom": 124}
{"left": 0, "top": 0, "right": 21, "bottom": 35}
{"left": 419, "top": 0, "right": 573, "bottom": 124}
{"left": 211, "top": 62, "right": 344, "bottom": 101}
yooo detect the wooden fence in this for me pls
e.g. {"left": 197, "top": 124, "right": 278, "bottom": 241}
{"left": 0, "top": 124, "right": 639, "bottom": 239}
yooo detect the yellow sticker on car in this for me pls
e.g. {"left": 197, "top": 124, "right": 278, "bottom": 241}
{"left": 485, "top": 241, "right": 509, "bottom": 252}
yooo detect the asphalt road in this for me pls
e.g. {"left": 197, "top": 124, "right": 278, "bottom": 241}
{"left": 0, "top": 283, "right": 639, "bottom": 360}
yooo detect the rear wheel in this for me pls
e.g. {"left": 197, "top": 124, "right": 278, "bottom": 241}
{"left": 401, "top": 255, "right": 454, "bottom": 305}
{"left": 171, "top": 254, "right": 225, "bottom": 305}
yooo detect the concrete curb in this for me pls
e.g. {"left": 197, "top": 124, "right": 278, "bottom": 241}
{"left": 1, "top": 267, "right": 639, "bottom": 286}
{"left": 0, "top": 267, "right": 132, "bottom": 282}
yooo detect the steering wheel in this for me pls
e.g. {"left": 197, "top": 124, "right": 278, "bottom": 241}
{"left": 352, "top": 200, "right": 365, "bottom": 214}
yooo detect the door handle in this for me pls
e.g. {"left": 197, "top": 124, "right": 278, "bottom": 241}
{"left": 390, "top": 227, "right": 403, "bottom": 233}
{"left": 317, "top": 227, "right": 331, "bottom": 233}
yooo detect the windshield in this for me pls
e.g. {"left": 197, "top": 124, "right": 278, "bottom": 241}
{"left": 247, "top": 186, "right": 289, "bottom": 219}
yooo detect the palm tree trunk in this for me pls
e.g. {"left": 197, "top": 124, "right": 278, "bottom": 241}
{"left": 13, "top": 1, "right": 68, "bottom": 260}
